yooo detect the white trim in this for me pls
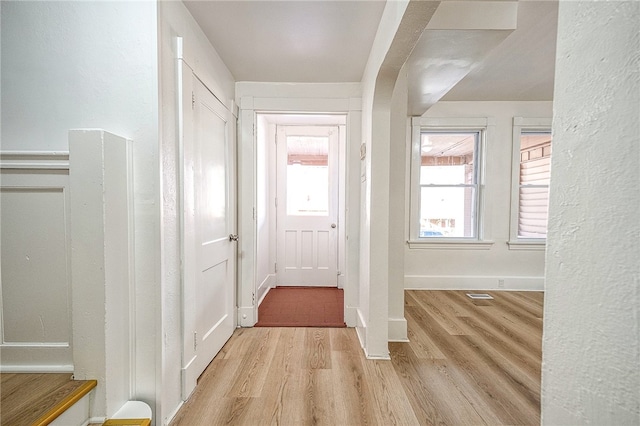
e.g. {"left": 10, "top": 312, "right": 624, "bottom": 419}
{"left": 409, "top": 118, "right": 492, "bottom": 243}
{"left": 407, "top": 240, "right": 495, "bottom": 250}
{"left": 355, "top": 308, "right": 367, "bottom": 348}
{"left": 163, "top": 401, "right": 184, "bottom": 426}
{"left": 507, "top": 240, "right": 546, "bottom": 251}
{"left": 388, "top": 317, "right": 409, "bottom": 342}
{"left": 509, "top": 117, "right": 552, "bottom": 242}
{"left": 405, "top": 275, "right": 544, "bottom": 291}
{"left": 237, "top": 306, "right": 256, "bottom": 327}
{"left": 344, "top": 305, "right": 357, "bottom": 328}
{"left": 0, "top": 151, "right": 70, "bottom": 170}
{"left": 0, "top": 364, "right": 75, "bottom": 373}
{"left": 257, "top": 275, "right": 274, "bottom": 306}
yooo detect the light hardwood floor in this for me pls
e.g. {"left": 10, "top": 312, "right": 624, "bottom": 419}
{"left": 0, "top": 373, "right": 96, "bottom": 426}
{"left": 171, "top": 290, "right": 543, "bottom": 425}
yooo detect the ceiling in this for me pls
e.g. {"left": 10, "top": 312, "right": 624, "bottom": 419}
{"left": 184, "top": 0, "right": 386, "bottom": 83}
{"left": 185, "top": 0, "right": 557, "bottom": 104}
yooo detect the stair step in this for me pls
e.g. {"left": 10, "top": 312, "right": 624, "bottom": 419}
{"left": 103, "top": 420, "right": 151, "bottom": 426}
{"left": 0, "top": 373, "right": 96, "bottom": 426}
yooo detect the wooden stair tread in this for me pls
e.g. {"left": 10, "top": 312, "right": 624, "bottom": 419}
{"left": 0, "top": 373, "right": 96, "bottom": 426}
{"left": 103, "top": 419, "right": 151, "bottom": 426}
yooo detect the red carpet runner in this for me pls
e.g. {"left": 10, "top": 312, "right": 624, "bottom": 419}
{"left": 255, "top": 287, "right": 346, "bottom": 327}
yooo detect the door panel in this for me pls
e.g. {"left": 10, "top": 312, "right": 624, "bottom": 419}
{"left": 182, "top": 69, "right": 236, "bottom": 399}
{"left": 276, "top": 126, "right": 338, "bottom": 287}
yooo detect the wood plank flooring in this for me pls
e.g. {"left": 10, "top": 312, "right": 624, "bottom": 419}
{"left": 0, "top": 373, "right": 95, "bottom": 426}
{"left": 171, "top": 290, "right": 543, "bottom": 426}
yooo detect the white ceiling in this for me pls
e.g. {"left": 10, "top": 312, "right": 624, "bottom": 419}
{"left": 184, "top": 0, "right": 557, "bottom": 103}
{"left": 184, "top": 0, "right": 386, "bottom": 83}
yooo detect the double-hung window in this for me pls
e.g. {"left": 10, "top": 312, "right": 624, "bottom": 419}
{"left": 409, "top": 117, "right": 491, "bottom": 248}
{"left": 509, "top": 117, "right": 552, "bottom": 249}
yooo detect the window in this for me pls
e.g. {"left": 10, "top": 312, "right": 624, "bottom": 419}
{"left": 409, "top": 117, "right": 492, "bottom": 249}
{"left": 419, "top": 132, "right": 479, "bottom": 238}
{"left": 509, "top": 117, "right": 552, "bottom": 249}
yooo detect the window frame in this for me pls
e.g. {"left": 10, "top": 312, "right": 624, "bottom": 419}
{"left": 408, "top": 117, "right": 493, "bottom": 250}
{"left": 508, "top": 117, "right": 552, "bottom": 250}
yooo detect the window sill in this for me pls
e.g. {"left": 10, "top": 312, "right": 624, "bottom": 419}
{"left": 407, "top": 240, "right": 495, "bottom": 250}
{"left": 507, "top": 240, "right": 546, "bottom": 251}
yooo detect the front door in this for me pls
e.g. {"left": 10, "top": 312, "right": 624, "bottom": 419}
{"left": 181, "top": 69, "right": 236, "bottom": 399}
{"left": 276, "top": 125, "right": 339, "bottom": 287}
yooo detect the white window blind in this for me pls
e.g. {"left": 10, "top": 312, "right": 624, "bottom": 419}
{"left": 518, "top": 133, "right": 551, "bottom": 238}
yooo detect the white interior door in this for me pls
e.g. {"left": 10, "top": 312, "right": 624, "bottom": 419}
{"left": 181, "top": 69, "right": 236, "bottom": 399}
{"left": 276, "top": 125, "right": 339, "bottom": 287}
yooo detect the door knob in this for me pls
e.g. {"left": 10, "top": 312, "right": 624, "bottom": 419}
{"left": 229, "top": 234, "right": 239, "bottom": 242}
{"left": 331, "top": 223, "right": 337, "bottom": 228}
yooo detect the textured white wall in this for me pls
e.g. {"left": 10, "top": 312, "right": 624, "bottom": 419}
{"left": 405, "top": 101, "right": 552, "bottom": 290}
{"left": 542, "top": 1, "right": 640, "bottom": 424}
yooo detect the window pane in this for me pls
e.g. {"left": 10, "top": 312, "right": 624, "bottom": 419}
{"left": 420, "top": 186, "right": 476, "bottom": 237}
{"left": 286, "top": 136, "right": 329, "bottom": 216}
{"left": 519, "top": 131, "right": 551, "bottom": 238}
{"left": 420, "top": 132, "right": 476, "bottom": 185}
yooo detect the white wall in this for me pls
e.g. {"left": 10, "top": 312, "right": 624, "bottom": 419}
{"left": 158, "top": 1, "right": 235, "bottom": 424}
{"left": 255, "top": 115, "right": 276, "bottom": 303}
{"left": 388, "top": 67, "right": 409, "bottom": 341}
{"left": 0, "top": 0, "right": 160, "bottom": 416}
{"left": 404, "top": 101, "right": 552, "bottom": 291}
{"left": 542, "top": 1, "right": 640, "bottom": 424}
{"left": 358, "top": 0, "right": 409, "bottom": 358}
{"left": 0, "top": 155, "right": 73, "bottom": 371}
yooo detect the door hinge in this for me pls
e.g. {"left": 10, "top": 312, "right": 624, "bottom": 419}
{"left": 274, "top": 262, "right": 278, "bottom": 273}
{"left": 253, "top": 207, "right": 256, "bottom": 220}
{"left": 191, "top": 92, "right": 195, "bottom": 109}
{"left": 252, "top": 293, "right": 255, "bottom": 305}
{"left": 275, "top": 197, "right": 278, "bottom": 208}
{"left": 193, "top": 331, "right": 197, "bottom": 351}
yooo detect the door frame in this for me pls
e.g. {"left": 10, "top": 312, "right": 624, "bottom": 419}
{"left": 237, "top": 96, "right": 360, "bottom": 328}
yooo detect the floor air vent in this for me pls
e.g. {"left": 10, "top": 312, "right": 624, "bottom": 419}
{"left": 466, "top": 293, "right": 494, "bottom": 300}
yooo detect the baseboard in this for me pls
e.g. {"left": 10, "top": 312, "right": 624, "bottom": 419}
{"left": 355, "top": 308, "right": 367, "bottom": 348}
{"left": 344, "top": 306, "right": 357, "bottom": 327}
{"left": 0, "top": 364, "right": 74, "bottom": 373}
{"left": 257, "top": 274, "right": 275, "bottom": 306}
{"left": 404, "top": 275, "right": 544, "bottom": 291}
{"left": 163, "top": 401, "right": 184, "bottom": 426}
{"left": 388, "top": 317, "right": 408, "bottom": 342}
{"left": 237, "top": 306, "right": 256, "bottom": 327}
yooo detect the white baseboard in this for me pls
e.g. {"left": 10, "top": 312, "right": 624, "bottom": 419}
{"left": 388, "top": 317, "right": 408, "bottom": 342}
{"left": 163, "top": 401, "right": 184, "bottom": 426}
{"left": 355, "top": 308, "right": 367, "bottom": 348}
{"left": 0, "top": 364, "right": 74, "bottom": 373}
{"left": 405, "top": 275, "right": 544, "bottom": 291}
{"left": 237, "top": 306, "right": 256, "bottom": 327}
{"left": 344, "top": 306, "right": 357, "bottom": 328}
{"left": 257, "top": 274, "right": 275, "bottom": 306}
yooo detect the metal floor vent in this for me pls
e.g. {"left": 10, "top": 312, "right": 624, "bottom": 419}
{"left": 466, "top": 293, "right": 494, "bottom": 300}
